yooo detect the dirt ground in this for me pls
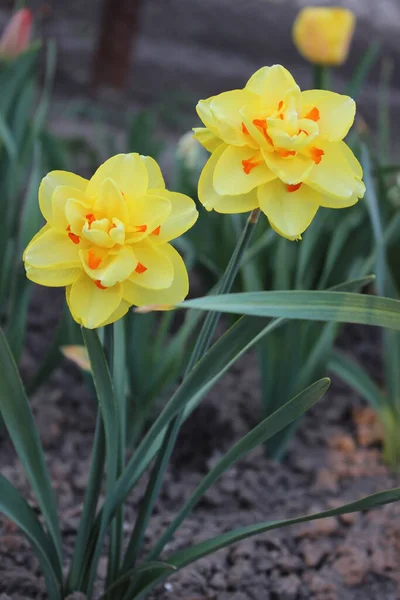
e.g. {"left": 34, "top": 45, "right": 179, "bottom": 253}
{"left": 1, "top": 287, "right": 400, "bottom": 599}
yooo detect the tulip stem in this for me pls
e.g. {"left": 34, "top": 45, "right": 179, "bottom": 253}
{"left": 313, "top": 65, "right": 330, "bottom": 90}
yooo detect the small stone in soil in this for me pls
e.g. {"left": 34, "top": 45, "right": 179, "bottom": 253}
{"left": 271, "top": 574, "right": 301, "bottom": 600}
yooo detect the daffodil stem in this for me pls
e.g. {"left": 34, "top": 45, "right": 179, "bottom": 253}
{"left": 186, "top": 208, "right": 261, "bottom": 372}
{"left": 117, "top": 209, "right": 261, "bottom": 587}
{"left": 313, "top": 64, "right": 330, "bottom": 90}
{"left": 66, "top": 413, "right": 105, "bottom": 592}
{"left": 120, "top": 209, "right": 260, "bottom": 581}
{"left": 105, "top": 323, "right": 126, "bottom": 595}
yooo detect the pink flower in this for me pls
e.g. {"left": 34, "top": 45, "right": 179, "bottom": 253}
{"left": 0, "top": 9, "right": 32, "bottom": 59}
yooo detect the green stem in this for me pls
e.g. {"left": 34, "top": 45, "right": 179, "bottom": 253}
{"left": 313, "top": 64, "right": 330, "bottom": 90}
{"left": 66, "top": 413, "right": 105, "bottom": 592}
{"left": 117, "top": 209, "right": 261, "bottom": 591}
{"left": 186, "top": 208, "right": 260, "bottom": 373}
{"left": 105, "top": 323, "right": 126, "bottom": 594}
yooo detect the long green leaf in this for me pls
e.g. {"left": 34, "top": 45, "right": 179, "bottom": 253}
{"left": 107, "top": 317, "right": 283, "bottom": 518}
{"left": 81, "top": 328, "right": 119, "bottom": 596}
{"left": 131, "top": 487, "right": 400, "bottom": 599}
{"left": 67, "top": 414, "right": 105, "bottom": 592}
{"left": 145, "top": 378, "right": 330, "bottom": 562}
{"left": 103, "top": 279, "right": 376, "bottom": 520}
{"left": 187, "top": 209, "right": 259, "bottom": 371}
{"left": 181, "top": 291, "right": 400, "bottom": 330}
{"left": 111, "top": 562, "right": 176, "bottom": 600}
{"left": 168, "top": 488, "right": 400, "bottom": 568}
{"left": 0, "top": 475, "right": 61, "bottom": 599}
{"left": 88, "top": 277, "right": 377, "bottom": 579}
{"left": 329, "top": 349, "right": 384, "bottom": 413}
{"left": 347, "top": 42, "right": 380, "bottom": 100}
{"left": 0, "top": 328, "right": 62, "bottom": 577}
{"left": 0, "top": 111, "right": 17, "bottom": 160}
{"left": 362, "top": 144, "right": 400, "bottom": 414}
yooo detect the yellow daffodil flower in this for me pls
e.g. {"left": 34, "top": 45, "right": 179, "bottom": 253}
{"left": 194, "top": 65, "right": 365, "bottom": 240}
{"left": 293, "top": 7, "right": 356, "bottom": 66}
{"left": 23, "top": 154, "right": 198, "bottom": 328}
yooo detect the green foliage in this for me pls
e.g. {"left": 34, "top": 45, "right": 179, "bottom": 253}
{"left": 1, "top": 24, "right": 400, "bottom": 600}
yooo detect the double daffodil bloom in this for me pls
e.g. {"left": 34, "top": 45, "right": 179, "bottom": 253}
{"left": 23, "top": 154, "right": 198, "bottom": 328}
{"left": 195, "top": 65, "right": 365, "bottom": 240}
{"left": 293, "top": 7, "right": 356, "bottom": 66}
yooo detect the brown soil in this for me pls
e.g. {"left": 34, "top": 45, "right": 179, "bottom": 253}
{"left": 1, "top": 287, "right": 400, "bottom": 599}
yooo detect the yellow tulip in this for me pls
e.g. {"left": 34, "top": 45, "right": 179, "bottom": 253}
{"left": 293, "top": 7, "right": 356, "bottom": 66}
{"left": 195, "top": 65, "right": 365, "bottom": 240}
{"left": 23, "top": 154, "right": 198, "bottom": 328}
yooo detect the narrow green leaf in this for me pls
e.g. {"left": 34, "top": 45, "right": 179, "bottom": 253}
{"left": 347, "top": 42, "right": 380, "bottom": 100}
{"left": 0, "top": 328, "right": 62, "bottom": 576}
{"left": 107, "top": 316, "right": 284, "bottom": 519}
{"left": 131, "top": 488, "right": 400, "bottom": 599}
{"left": 329, "top": 349, "right": 384, "bottom": 413}
{"left": 110, "top": 562, "right": 176, "bottom": 600}
{"left": 168, "top": 488, "right": 400, "bottom": 568}
{"left": 0, "top": 111, "right": 17, "bottom": 159}
{"left": 187, "top": 209, "right": 260, "bottom": 372}
{"left": 81, "top": 328, "right": 119, "bottom": 596}
{"left": 181, "top": 291, "right": 400, "bottom": 330}
{"left": 0, "top": 475, "right": 61, "bottom": 599}
{"left": 145, "top": 378, "right": 330, "bottom": 561}
{"left": 106, "top": 277, "right": 378, "bottom": 523}
{"left": 67, "top": 414, "right": 105, "bottom": 592}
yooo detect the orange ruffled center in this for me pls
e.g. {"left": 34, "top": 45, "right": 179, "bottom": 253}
{"left": 241, "top": 99, "right": 324, "bottom": 175}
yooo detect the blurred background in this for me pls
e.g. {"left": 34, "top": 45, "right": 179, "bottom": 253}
{"left": 0, "top": 0, "right": 399, "bottom": 156}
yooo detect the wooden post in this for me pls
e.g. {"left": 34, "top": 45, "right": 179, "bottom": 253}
{"left": 92, "top": 0, "right": 143, "bottom": 89}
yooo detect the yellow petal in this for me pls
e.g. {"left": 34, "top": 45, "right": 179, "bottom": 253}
{"left": 318, "top": 192, "right": 359, "bottom": 209}
{"left": 146, "top": 190, "right": 198, "bottom": 244}
{"left": 258, "top": 180, "right": 319, "bottom": 240}
{"left": 100, "top": 300, "right": 130, "bottom": 327}
{"left": 82, "top": 221, "right": 119, "bottom": 249}
{"left": 126, "top": 193, "right": 171, "bottom": 244}
{"left": 80, "top": 246, "right": 136, "bottom": 288}
{"left": 94, "top": 177, "right": 129, "bottom": 223}
{"left": 196, "top": 97, "right": 218, "bottom": 132}
{"left": 304, "top": 141, "right": 363, "bottom": 199}
{"left": 198, "top": 145, "right": 260, "bottom": 213}
{"left": 340, "top": 141, "right": 364, "bottom": 183}
{"left": 193, "top": 127, "right": 223, "bottom": 153}
{"left": 214, "top": 145, "right": 276, "bottom": 196}
{"left": 142, "top": 155, "right": 165, "bottom": 190}
{"left": 24, "top": 227, "right": 83, "bottom": 269}
{"left": 25, "top": 265, "right": 81, "bottom": 287}
{"left": 53, "top": 186, "right": 90, "bottom": 231}
{"left": 67, "top": 274, "right": 122, "bottom": 329}
{"left": 65, "top": 197, "right": 90, "bottom": 234}
{"left": 39, "top": 171, "right": 88, "bottom": 225}
{"left": 245, "top": 65, "right": 297, "bottom": 110}
{"left": 261, "top": 148, "right": 314, "bottom": 185}
{"left": 129, "top": 240, "right": 174, "bottom": 289}
{"left": 208, "top": 89, "right": 259, "bottom": 146}
{"left": 301, "top": 90, "right": 355, "bottom": 142}
{"left": 123, "top": 243, "right": 188, "bottom": 307}
{"left": 86, "top": 153, "right": 149, "bottom": 201}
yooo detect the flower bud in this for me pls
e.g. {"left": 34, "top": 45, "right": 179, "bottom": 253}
{"left": 293, "top": 7, "right": 356, "bottom": 66}
{"left": 0, "top": 9, "right": 33, "bottom": 60}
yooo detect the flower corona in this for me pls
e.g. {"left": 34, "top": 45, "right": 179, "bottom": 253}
{"left": 23, "top": 154, "right": 198, "bottom": 328}
{"left": 194, "top": 64, "right": 365, "bottom": 240}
